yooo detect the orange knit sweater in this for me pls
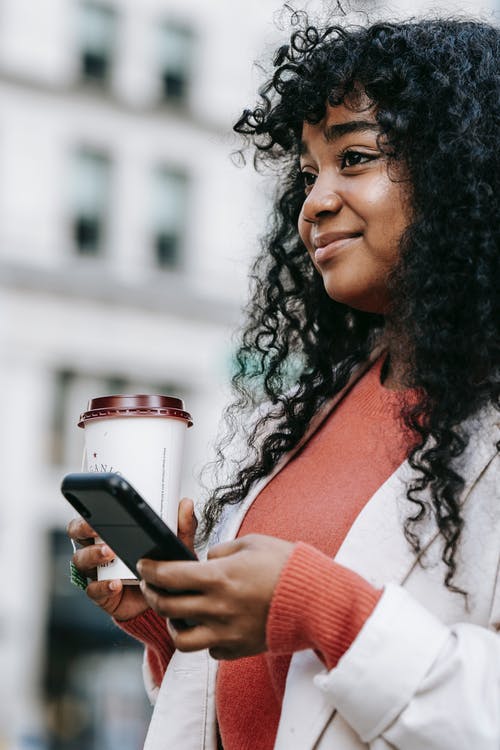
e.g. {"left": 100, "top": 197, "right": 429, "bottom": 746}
{"left": 121, "top": 354, "right": 416, "bottom": 749}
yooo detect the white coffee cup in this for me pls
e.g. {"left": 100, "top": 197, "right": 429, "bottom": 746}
{"left": 78, "top": 394, "right": 193, "bottom": 583}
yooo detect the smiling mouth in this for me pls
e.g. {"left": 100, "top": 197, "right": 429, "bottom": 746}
{"left": 313, "top": 234, "right": 362, "bottom": 264}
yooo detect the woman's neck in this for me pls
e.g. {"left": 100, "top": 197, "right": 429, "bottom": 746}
{"left": 379, "top": 324, "right": 410, "bottom": 391}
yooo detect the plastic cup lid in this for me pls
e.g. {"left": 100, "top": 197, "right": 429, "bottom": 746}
{"left": 78, "top": 394, "right": 193, "bottom": 428}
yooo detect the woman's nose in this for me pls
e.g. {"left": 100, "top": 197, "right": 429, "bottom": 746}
{"left": 301, "top": 176, "right": 343, "bottom": 223}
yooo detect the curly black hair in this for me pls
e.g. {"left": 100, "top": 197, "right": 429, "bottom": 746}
{"left": 199, "top": 15, "right": 500, "bottom": 593}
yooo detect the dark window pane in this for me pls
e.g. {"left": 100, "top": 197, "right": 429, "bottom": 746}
{"left": 81, "top": 50, "right": 109, "bottom": 83}
{"left": 73, "top": 216, "right": 101, "bottom": 255}
{"left": 155, "top": 232, "right": 179, "bottom": 268}
{"left": 158, "top": 23, "right": 193, "bottom": 105}
{"left": 70, "top": 149, "right": 111, "bottom": 257}
{"left": 152, "top": 168, "right": 188, "bottom": 270}
{"left": 161, "top": 72, "right": 186, "bottom": 102}
{"left": 78, "top": 1, "right": 117, "bottom": 88}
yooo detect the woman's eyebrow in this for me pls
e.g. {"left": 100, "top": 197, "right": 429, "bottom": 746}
{"left": 299, "top": 120, "right": 380, "bottom": 155}
{"left": 324, "top": 120, "right": 380, "bottom": 142}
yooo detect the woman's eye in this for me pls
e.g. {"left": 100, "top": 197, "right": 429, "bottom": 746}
{"left": 340, "top": 150, "right": 375, "bottom": 169}
{"left": 299, "top": 170, "right": 317, "bottom": 192}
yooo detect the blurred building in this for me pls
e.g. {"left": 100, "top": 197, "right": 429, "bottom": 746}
{"left": 0, "top": 0, "right": 496, "bottom": 748}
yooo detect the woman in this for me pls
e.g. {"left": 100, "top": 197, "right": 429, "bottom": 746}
{"left": 69, "top": 16, "right": 500, "bottom": 749}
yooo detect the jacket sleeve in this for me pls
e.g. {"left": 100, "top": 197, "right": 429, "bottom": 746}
{"left": 314, "top": 582, "right": 500, "bottom": 750}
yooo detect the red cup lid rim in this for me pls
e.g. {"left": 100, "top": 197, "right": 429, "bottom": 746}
{"left": 78, "top": 394, "right": 193, "bottom": 428}
{"left": 78, "top": 406, "right": 193, "bottom": 428}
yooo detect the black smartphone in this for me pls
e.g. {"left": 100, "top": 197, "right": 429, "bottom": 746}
{"left": 61, "top": 472, "right": 196, "bottom": 578}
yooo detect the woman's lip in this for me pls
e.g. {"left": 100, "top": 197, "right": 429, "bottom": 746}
{"left": 314, "top": 235, "right": 361, "bottom": 263}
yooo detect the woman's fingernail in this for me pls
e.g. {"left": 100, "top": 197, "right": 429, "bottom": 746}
{"left": 109, "top": 580, "right": 120, "bottom": 592}
{"left": 101, "top": 545, "right": 111, "bottom": 557}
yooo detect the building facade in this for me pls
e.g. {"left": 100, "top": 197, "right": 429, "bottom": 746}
{"left": 0, "top": 0, "right": 496, "bottom": 748}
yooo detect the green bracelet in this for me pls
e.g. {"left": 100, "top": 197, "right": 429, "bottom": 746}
{"left": 69, "top": 560, "right": 88, "bottom": 591}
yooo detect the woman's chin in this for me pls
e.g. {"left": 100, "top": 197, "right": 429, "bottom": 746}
{"left": 322, "top": 282, "right": 387, "bottom": 315}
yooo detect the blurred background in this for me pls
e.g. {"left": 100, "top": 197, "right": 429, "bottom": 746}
{"left": 0, "top": 0, "right": 496, "bottom": 747}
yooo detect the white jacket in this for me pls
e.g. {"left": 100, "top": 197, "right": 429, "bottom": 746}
{"left": 142, "top": 365, "right": 500, "bottom": 750}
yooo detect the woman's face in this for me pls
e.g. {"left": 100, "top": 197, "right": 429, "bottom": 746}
{"left": 298, "top": 102, "right": 412, "bottom": 314}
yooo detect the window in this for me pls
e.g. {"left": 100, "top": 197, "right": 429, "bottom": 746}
{"left": 157, "top": 23, "right": 194, "bottom": 105}
{"left": 50, "top": 370, "right": 76, "bottom": 465}
{"left": 152, "top": 168, "right": 188, "bottom": 269}
{"left": 77, "top": 1, "right": 117, "bottom": 87}
{"left": 49, "top": 370, "right": 104, "bottom": 466}
{"left": 70, "top": 148, "right": 111, "bottom": 256}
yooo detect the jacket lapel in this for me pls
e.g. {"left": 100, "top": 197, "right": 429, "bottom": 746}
{"left": 275, "top": 403, "right": 499, "bottom": 749}
{"left": 215, "top": 353, "right": 381, "bottom": 545}
{"left": 335, "top": 402, "right": 500, "bottom": 586}
{"left": 144, "top": 648, "right": 218, "bottom": 750}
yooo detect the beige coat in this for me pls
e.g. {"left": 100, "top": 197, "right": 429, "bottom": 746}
{"left": 142, "top": 365, "right": 500, "bottom": 750}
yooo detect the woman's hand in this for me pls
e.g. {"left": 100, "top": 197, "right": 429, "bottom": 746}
{"left": 67, "top": 497, "right": 198, "bottom": 622}
{"left": 137, "top": 534, "right": 294, "bottom": 659}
